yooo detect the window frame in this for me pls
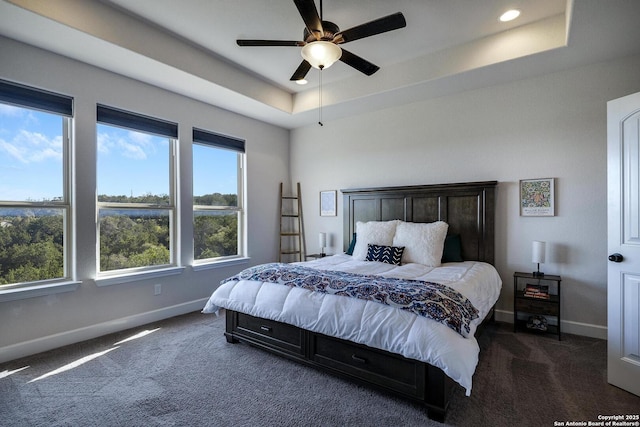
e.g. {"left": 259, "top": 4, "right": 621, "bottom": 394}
{"left": 192, "top": 128, "right": 246, "bottom": 265}
{"left": 96, "top": 104, "right": 179, "bottom": 277}
{"left": 0, "top": 79, "right": 74, "bottom": 290}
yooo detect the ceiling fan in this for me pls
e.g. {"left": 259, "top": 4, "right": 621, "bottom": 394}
{"left": 236, "top": 0, "right": 407, "bottom": 82}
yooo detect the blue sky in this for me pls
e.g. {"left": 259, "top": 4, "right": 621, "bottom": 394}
{"left": 0, "top": 104, "right": 63, "bottom": 201}
{"left": 97, "top": 123, "right": 171, "bottom": 197}
{"left": 0, "top": 104, "right": 237, "bottom": 202}
{"left": 192, "top": 142, "right": 238, "bottom": 197}
{"left": 97, "top": 126, "right": 239, "bottom": 198}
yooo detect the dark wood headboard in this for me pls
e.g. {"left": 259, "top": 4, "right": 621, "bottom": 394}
{"left": 341, "top": 181, "right": 497, "bottom": 264}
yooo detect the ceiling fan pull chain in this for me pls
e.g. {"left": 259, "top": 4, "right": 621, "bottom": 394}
{"left": 318, "top": 68, "right": 323, "bottom": 126}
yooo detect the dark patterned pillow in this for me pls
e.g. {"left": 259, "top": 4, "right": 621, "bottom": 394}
{"left": 365, "top": 244, "right": 405, "bottom": 265}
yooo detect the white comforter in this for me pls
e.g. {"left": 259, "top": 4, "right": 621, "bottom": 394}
{"left": 202, "top": 254, "right": 502, "bottom": 395}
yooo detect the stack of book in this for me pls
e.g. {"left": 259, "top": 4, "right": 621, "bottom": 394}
{"left": 524, "top": 283, "right": 550, "bottom": 299}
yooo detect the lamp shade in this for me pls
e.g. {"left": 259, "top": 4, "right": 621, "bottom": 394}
{"left": 532, "top": 241, "right": 546, "bottom": 264}
{"left": 301, "top": 41, "right": 342, "bottom": 70}
{"left": 319, "top": 232, "right": 327, "bottom": 248}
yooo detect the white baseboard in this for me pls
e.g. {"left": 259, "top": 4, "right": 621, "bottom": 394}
{"left": 2, "top": 305, "right": 608, "bottom": 365}
{"left": 494, "top": 309, "right": 607, "bottom": 340}
{"left": 0, "top": 298, "right": 210, "bottom": 364}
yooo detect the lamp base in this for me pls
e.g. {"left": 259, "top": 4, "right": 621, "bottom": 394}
{"left": 532, "top": 271, "right": 545, "bottom": 277}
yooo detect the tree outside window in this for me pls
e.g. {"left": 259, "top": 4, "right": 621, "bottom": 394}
{"left": 0, "top": 80, "right": 72, "bottom": 287}
{"left": 192, "top": 128, "right": 244, "bottom": 262}
{"left": 97, "top": 105, "right": 177, "bottom": 274}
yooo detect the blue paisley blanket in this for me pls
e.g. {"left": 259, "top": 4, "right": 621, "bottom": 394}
{"left": 222, "top": 263, "right": 479, "bottom": 337}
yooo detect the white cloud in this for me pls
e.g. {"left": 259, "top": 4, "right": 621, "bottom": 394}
{"left": 0, "top": 104, "right": 25, "bottom": 117}
{"left": 118, "top": 139, "right": 147, "bottom": 160}
{"left": 128, "top": 130, "right": 152, "bottom": 145}
{"left": 97, "top": 129, "right": 159, "bottom": 160}
{"left": 0, "top": 130, "right": 62, "bottom": 164}
{"left": 97, "top": 131, "right": 113, "bottom": 154}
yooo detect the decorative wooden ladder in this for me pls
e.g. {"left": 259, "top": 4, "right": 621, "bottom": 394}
{"left": 279, "top": 182, "right": 306, "bottom": 262}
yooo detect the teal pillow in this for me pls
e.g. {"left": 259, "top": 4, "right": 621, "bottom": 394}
{"left": 441, "top": 234, "right": 463, "bottom": 262}
{"left": 346, "top": 233, "right": 356, "bottom": 255}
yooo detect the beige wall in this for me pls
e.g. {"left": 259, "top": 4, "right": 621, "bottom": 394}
{"left": 2, "top": 34, "right": 640, "bottom": 362}
{"left": 291, "top": 54, "right": 640, "bottom": 338}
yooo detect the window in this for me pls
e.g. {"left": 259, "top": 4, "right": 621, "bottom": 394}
{"left": 0, "top": 79, "right": 73, "bottom": 287}
{"left": 192, "top": 128, "right": 245, "bottom": 262}
{"left": 97, "top": 105, "right": 177, "bottom": 274}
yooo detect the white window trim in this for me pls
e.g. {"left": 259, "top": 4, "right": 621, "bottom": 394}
{"left": 95, "top": 266, "right": 185, "bottom": 287}
{"left": 0, "top": 111, "right": 73, "bottom": 289}
{"left": 0, "top": 280, "right": 80, "bottom": 302}
{"left": 192, "top": 142, "right": 246, "bottom": 264}
{"left": 96, "top": 110, "right": 179, "bottom": 277}
{"left": 192, "top": 256, "right": 250, "bottom": 271}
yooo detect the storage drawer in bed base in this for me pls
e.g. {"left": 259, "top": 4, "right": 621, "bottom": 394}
{"left": 311, "top": 333, "right": 426, "bottom": 398}
{"left": 224, "top": 309, "right": 454, "bottom": 422}
{"left": 224, "top": 311, "right": 305, "bottom": 358}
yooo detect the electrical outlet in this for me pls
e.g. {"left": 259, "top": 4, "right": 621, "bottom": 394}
{"left": 154, "top": 284, "right": 162, "bottom": 295}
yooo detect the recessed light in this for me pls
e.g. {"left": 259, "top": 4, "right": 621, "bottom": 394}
{"left": 295, "top": 79, "right": 308, "bottom": 85}
{"left": 499, "top": 9, "right": 520, "bottom": 22}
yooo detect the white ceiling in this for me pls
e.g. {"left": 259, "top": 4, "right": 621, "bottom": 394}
{"left": 1, "top": 0, "right": 640, "bottom": 129}
{"left": 104, "top": 0, "right": 566, "bottom": 90}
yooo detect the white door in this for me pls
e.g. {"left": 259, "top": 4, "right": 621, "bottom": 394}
{"left": 607, "top": 91, "right": 640, "bottom": 396}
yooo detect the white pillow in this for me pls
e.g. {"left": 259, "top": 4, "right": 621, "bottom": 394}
{"left": 351, "top": 220, "right": 400, "bottom": 260}
{"left": 392, "top": 221, "right": 449, "bottom": 266}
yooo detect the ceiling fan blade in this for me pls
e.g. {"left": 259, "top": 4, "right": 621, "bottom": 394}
{"left": 293, "top": 0, "right": 323, "bottom": 39}
{"left": 339, "top": 49, "right": 380, "bottom": 76}
{"left": 336, "top": 12, "right": 406, "bottom": 44}
{"left": 237, "top": 40, "right": 304, "bottom": 47}
{"left": 290, "top": 60, "right": 312, "bottom": 81}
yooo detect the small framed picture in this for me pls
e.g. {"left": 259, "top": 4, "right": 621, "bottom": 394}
{"left": 520, "top": 178, "right": 555, "bottom": 216}
{"left": 320, "top": 190, "right": 337, "bottom": 216}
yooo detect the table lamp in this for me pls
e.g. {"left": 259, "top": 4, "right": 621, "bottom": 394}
{"left": 532, "top": 240, "right": 546, "bottom": 277}
{"left": 319, "top": 232, "right": 327, "bottom": 257}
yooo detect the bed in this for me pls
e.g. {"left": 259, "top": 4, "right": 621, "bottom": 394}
{"left": 203, "top": 181, "right": 500, "bottom": 421}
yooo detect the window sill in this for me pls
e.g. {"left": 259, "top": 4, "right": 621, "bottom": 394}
{"left": 0, "top": 281, "right": 81, "bottom": 303}
{"left": 192, "top": 257, "right": 250, "bottom": 272}
{"left": 96, "top": 266, "right": 185, "bottom": 287}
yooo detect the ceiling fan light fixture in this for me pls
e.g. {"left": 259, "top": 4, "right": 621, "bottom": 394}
{"left": 295, "top": 79, "right": 308, "bottom": 85}
{"left": 301, "top": 41, "right": 342, "bottom": 70}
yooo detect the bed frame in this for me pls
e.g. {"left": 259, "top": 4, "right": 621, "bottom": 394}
{"left": 223, "top": 181, "right": 497, "bottom": 422}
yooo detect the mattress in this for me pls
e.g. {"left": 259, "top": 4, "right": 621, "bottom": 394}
{"left": 203, "top": 254, "right": 502, "bottom": 395}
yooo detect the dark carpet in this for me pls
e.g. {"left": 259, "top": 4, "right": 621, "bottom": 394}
{"left": 1, "top": 311, "right": 638, "bottom": 426}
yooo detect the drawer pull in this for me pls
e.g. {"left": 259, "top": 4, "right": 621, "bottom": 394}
{"left": 351, "top": 354, "right": 367, "bottom": 364}
{"left": 260, "top": 325, "right": 272, "bottom": 333}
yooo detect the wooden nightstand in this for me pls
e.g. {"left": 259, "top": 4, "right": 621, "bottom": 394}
{"left": 513, "top": 272, "right": 562, "bottom": 340}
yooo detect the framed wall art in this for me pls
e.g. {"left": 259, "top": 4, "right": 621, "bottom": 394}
{"left": 520, "top": 178, "right": 555, "bottom": 216}
{"left": 320, "top": 190, "right": 337, "bottom": 216}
